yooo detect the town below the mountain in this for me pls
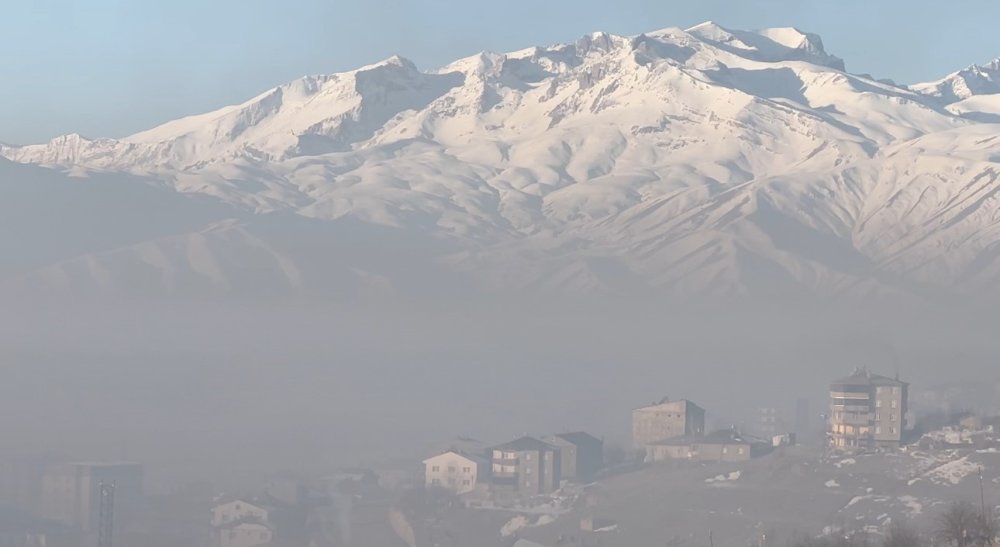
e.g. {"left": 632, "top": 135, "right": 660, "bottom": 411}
{"left": 2, "top": 369, "right": 998, "bottom": 547}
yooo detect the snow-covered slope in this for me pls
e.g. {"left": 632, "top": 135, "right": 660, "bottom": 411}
{"left": 911, "top": 58, "right": 1000, "bottom": 103}
{"left": 3, "top": 22, "right": 1000, "bottom": 299}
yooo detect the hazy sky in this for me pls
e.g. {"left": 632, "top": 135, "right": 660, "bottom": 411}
{"left": 1, "top": 0, "right": 998, "bottom": 144}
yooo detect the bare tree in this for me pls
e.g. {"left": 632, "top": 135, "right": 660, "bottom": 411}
{"left": 938, "top": 501, "right": 983, "bottom": 547}
{"left": 883, "top": 520, "right": 921, "bottom": 547}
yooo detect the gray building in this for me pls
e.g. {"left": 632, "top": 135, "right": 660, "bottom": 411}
{"left": 541, "top": 432, "right": 603, "bottom": 483}
{"left": 632, "top": 398, "right": 705, "bottom": 449}
{"left": 40, "top": 462, "right": 143, "bottom": 533}
{"left": 645, "top": 430, "right": 771, "bottom": 463}
{"left": 829, "top": 368, "right": 908, "bottom": 450}
{"left": 488, "top": 437, "right": 561, "bottom": 497}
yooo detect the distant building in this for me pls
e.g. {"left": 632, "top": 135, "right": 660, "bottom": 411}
{"left": 39, "top": 462, "right": 142, "bottom": 533}
{"left": 794, "top": 398, "right": 811, "bottom": 437}
{"left": 644, "top": 429, "right": 771, "bottom": 463}
{"left": 829, "top": 368, "right": 908, "bottom": 449}
{"left": 632, "top": 398, "right": 705, "bottom": 449}
{"left": 488, "top": 437, "right": 561, "bottom": 496}
{"left": 753, "top": 407, "right": 786, "bottom": 437}
{"left": 422, "top": 451, "right": 486, "bottom": 495}
{"left": 211, "top": 498, "right": 270, "bottom": 529}
{"left": 217, "top": 520, "right": 273, "bottom": 547}
{"left": 0, "top": 506, "right": 78, "bottom": 547}
{"left": 0, "top": 456, "right": 51, "bottom": 515}
{"left": 541, "top": 432, "right": 604, "bottom": 483}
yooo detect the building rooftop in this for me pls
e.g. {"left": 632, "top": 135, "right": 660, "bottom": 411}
{"left": 831, "top": 368, "right": 907, "bottom": 388}
{"left": 422, "top": 450, "right": 488, "bottom": 465}
{"left": 647, "top": 429, "right": 766, "bottom": 447}
{"left": 549, "top": 431, "right": 603, "bottom": 447}
{"left": 634, "top": 398, "right": 705, "bottom": 413}
{"left": 491, "top": 436, "right": 559, "bottom": 452}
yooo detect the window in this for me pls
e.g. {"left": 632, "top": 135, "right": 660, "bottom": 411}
{"left": 493, "top": 450, "right": 502, "bottom": 458}
{"left": 462, "top": 479, "right": 470, "bottom": 486}
{"left": 738, "top": 447, "right": 745, "bottom": 454}
{"left": 492, "top": 463, "right": 502, "bottom": 473}
{"left": 525, "top": 467, "right": 532, "bottom": 474}
{"left": 890, "top": 414, "right": 895, "bottom": 421}
{"left": 462, "top": 467, "right": 471, "bottom": 473}
{"left": 876, "top": 400, "right": 882, "bottom": 408}
{"left": 525, "top": 453, "right": 532, "bottom": 461}
{"left": 875, "top": 412, "right": 880, "bottom": 420}
{"left": 875, "top": 426, "right": 881, "bottom": 434}
{"left": 876, "top": 387, "right": 884, "bottom": 394}
{"left": 448, "top": 466, "right": 456, "bottom": 473}
{"left": 890, "top": 427, "right": 896, "bottom": 434}
{"left": 525, "top": 480, "right": 531, "bottom": 488}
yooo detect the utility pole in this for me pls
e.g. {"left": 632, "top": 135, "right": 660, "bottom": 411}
{"left": 98, "top": 481, "right": 115, "bottom": 547}
{"left": 981, "top": 466, "right": 988, "bottom": 520}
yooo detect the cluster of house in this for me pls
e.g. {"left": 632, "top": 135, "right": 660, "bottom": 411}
{"left": 631, "top": 398, "right": 777, "bottom": 463}
{"left": 208, "top": 469, "right": 389, "bottom": 547}
{"left": 422, "top": 432, "right": 604, "bottom": 500}
{"left": 627, "top": 368, "right": 915, "bottom": 463}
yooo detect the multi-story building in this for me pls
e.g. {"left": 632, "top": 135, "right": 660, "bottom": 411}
{"left": 422, "top": 451, "right": 486, "bottom": 495}
{"left": 541, "top": 432, "right": 604, "bottom": 483}
{"left": 632, "top": 398, "right": 706, "bottom": 449}
{"left": 829, "top": 368, "right": 908, "bottom": 450}
{"left": 488, "top": 437, "right": 561, "bottom": 497}
{"left": 39, "top": 462, "right": 142, "bottom": 533}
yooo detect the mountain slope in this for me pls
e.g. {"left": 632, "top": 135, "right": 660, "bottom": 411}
{"left": 2, "top": 22, "right": 1000, "bottom": 300}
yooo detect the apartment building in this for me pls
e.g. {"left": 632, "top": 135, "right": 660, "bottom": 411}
{"left": 488, "top": 437, "right": 561, "bottom": 497}
{"left": 422, "top": 451, "right": 486, "bottom": 495}
{"left": 632, "top": 398, "right": 706, "bottom": 449}
{"left": 829, "top": 368, "right": 908, "bottom": 449}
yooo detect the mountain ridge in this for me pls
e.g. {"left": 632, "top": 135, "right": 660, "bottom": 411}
{"left": 3, "top": 22, "right": 1000, "bottom": 300}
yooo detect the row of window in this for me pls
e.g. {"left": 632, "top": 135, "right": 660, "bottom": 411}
{"left": 429, "top": 465, "right": 473, "bottom": 473}
{"left": 430, "top": 478, "right": 472, "bottom": 486}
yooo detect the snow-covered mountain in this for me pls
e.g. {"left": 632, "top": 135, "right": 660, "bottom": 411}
{"left": 3, "top": 22, "right": 1000, "bottom": 300}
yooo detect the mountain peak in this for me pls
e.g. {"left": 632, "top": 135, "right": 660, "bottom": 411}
{"left": 911, "top": 57, "right": 1000, "bottom": 103}
{"left": 360, "top": 54, "right": 418, "bottom": 72}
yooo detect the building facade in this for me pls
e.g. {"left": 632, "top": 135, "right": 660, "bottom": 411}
{"left": 217, "top": 521, "right": 272, "bottom": 547}
{"left": 644, "top": 429, "right": 770, "bottom": 463}
{"left": 632, "top": 399, "right": 706, "bottom": 449}
{"left": 829, "top": 368, "right": 908, "bottom": 449}
{"left": 422, "top": 451, "right": 485, "bottom": 495}
{"left": 541, "top": 432, "right": 604, "bottom": 483}
{"left": 39, "top": 462, "right": 142, "bottom": 533}
{"left": 488, "top": 437, "right": 561, "bottom": 497}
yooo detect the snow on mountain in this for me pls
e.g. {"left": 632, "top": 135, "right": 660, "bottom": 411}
{"left": 2, "top": 22, "right": 1000, "bottom": 299}
{"left": 911, "top": 58, "right": 1000, "bottom": 103}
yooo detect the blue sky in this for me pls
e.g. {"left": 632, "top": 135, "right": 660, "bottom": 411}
{"left": 1, "top": 0, "right": 998, "bottom": 144}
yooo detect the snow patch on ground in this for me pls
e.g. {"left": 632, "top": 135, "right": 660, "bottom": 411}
{"left": 501, "top": 513, "right": 558, "bottom": 536}
{"left": 825, "top": 479, "right": 840, "bottom": 488}
{"left": 898, "top": 495, "right": 923, "bottom": 516}
{"left": 705, "top": 471, "right": 742, "bottom": 483}
{"left": 923, "top": 456, "right": 980, "bottom": 485}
